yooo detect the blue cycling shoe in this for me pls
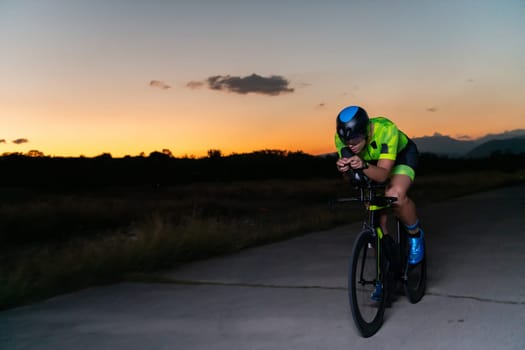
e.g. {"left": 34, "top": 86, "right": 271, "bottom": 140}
{"left": 408, "top": 229, "right": 425, "bottom": 265}
{"left": 371, "top": 282, "right": 383, "bottom": 301}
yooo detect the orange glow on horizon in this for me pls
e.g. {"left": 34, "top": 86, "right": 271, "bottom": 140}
{"left": 1, "top": 92, "right": 524, "bottom": 158}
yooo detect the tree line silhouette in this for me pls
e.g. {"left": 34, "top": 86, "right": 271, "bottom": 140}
{"left": 0, "top": 149, "right": 523, "bottom": 187}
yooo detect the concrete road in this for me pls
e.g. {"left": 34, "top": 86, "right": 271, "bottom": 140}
{"left": 1, "top": 184, "right": 525, "bottom": 349}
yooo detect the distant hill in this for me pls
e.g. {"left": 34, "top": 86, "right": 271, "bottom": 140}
{"left": 412, "top": 129, "right": 525, "bottom": 157}
{"left": 465, "top": 136, "right": 525, "bottom": 158}
{"left": 412, "top": 134, "right": 474, "bottom": 156}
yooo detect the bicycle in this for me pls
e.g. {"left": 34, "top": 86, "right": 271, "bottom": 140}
{"left": 336, "top": 166, "right": 427, "bottom": 337}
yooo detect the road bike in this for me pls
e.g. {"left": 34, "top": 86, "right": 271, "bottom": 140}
{"left": 336, "top": 167, "right": 427, "bottom": 337}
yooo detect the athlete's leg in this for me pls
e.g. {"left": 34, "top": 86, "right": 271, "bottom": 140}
{"left": 385, "top": 174, "right": 417, "bottom": 227}
{"left": 386, "top": 174, "right": 424, "bottom": 264}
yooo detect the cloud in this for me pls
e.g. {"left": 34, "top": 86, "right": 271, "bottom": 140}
{"left": 316, "top": 103, "right": 326, "bottom": 109}
{"left": 12, "top": 138, "right": 29, "bottom": 144}
{"left": 149, "top": 80, "right": 171, "bottom": 90}
{"left": 189, "top": 73, "right": 294, "bottom": 96}
{"left": 0, "top": 139, "right": 5, "bottom": 144}
{"left": 426, "top": 107, "right": 438, "bottom": 112}
{"left": 186, "top": 81, "right": 205, "bottom": 89}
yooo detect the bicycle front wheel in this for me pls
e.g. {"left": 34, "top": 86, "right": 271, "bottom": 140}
{"left": 349, "top": 229, "right": 386, "bottom": 337}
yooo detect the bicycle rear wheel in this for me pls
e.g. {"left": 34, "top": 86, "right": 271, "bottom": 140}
{"left": 402, "top": 233, "right": 427, "bottom": 303}
{"left": 349, "top": 229, "right": 387, "bottom": 337}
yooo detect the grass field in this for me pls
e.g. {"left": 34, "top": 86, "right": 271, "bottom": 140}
{"left": 1, "top": 170, "right": 524, "bottom": 310}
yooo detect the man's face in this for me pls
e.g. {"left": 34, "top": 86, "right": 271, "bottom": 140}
{"left": 345, "top": 135, "right": 366, "bottom": 154}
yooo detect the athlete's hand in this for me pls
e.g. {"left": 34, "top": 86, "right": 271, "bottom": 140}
{"left": 337, "top": 156, "right": 366, "bottom": 172}
{"left": 336, "top": 158, "right": 351, "bottom": 173}
{"left": 347, "top": 155, "right": 365, "bottom": 170}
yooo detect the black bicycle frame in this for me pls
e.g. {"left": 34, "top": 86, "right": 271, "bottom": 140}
{"left": 357, "top": 185, "right": 395, "bottom": 288}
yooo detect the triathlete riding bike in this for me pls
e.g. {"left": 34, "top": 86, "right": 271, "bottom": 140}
{"left": 334, "top": 105, "right": 425, "bottom": 299}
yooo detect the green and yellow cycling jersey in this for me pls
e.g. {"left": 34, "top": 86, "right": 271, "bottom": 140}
{"left": 334, "top": 117, "right": 409, "bottom": 162}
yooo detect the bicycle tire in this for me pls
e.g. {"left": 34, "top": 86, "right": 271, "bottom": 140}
{"left": 349, "top": 229, "right": 387, "bottom": 337}
{"left": 402, "top": 234, "right": 427, "bottom": 303}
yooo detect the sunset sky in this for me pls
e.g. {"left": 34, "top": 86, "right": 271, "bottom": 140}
{"left": 1, "top": 0, "right": 524, "bottom": 157}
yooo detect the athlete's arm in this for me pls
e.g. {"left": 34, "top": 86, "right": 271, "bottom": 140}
{"left": 362, "top": 158, "right": 394, "bottom": 183}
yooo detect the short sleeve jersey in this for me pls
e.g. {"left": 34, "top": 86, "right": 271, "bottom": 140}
{"left": 335, "top": 117, "right": 409, "bottom": 162}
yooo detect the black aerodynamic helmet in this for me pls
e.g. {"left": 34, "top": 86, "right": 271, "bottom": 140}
{"left": 336, "top": 105, "right": 369, "bottom": 142}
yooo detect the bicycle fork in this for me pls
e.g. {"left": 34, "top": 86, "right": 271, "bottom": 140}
{"left": 358, "top": 225, "right": 385, "bottom": 294}
{"left": 368, "top": 204, "right": 387, "bottom": 290}
{"left": 375, "top": 226, "right": 385, "bottom": 286}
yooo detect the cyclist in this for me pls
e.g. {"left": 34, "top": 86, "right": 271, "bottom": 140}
{"left": 334, "top": 105, "right": 424, "bottom": 269}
